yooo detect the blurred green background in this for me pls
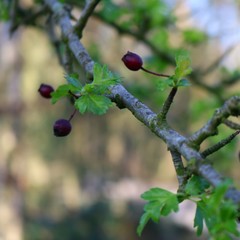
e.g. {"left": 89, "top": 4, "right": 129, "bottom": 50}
{"left": 0, "top": 0, "right": 240, "bottom": 239}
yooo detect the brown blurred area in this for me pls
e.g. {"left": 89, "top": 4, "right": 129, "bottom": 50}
{"left": 0, "top": 0, "right": 239, "bottom": 239}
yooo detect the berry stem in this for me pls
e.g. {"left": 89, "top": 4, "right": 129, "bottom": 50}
{"left": 68, "top": 109, "right": 77, "bottom": 122}
{"left": 141, "top": 67, "right": 170, "bottom": 78}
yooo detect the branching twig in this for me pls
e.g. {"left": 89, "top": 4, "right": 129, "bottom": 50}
{"left": 201, "top": 130, "right": 240, "bottom": 158}
{"left": 188, "top": 96, "right": 240, "bottom": 146}
{"left": 74, "top": 0, "right": 101, "bottom": 38}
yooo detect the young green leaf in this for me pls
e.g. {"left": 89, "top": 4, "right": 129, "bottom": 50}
{"left": 174, "top": 51, "right": 192, "bottom": 81}
{"left": 185, "top": 175, "right": 210, "bottom": 196}
{"left": 194, "top": 205, "right": 204, "bottom": 236}
{"left": 92, "top": 63, "right": 121, "bottom": 94}
{"left": 192, "top": 181, "right": 240, "bottom": 239}
{"left": 51, "top": 84, "right": 79, "bottom": 104}
{"left": 157, "top": 77, "right": 175, "bottom": 91}
{"left": 65, "top": 73, "right": 82, "bottom": 89}
{"left": 137, "top": 212, "right": 150, "bottom": 237}
{"left": 75, "top": 94, "right": 113, "bottom": 115}
{"left": 137, "top": 188, "right": 179, "bottom": 236}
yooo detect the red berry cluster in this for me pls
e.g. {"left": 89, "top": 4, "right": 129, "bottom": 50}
{"left": 38, "top": 83, "right": 74, "bottom": 137}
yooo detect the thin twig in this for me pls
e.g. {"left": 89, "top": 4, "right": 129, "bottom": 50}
{"left": 188, "top": 96, "right": 240, "bottom": 145}
{"left": 74, "top": 0, "right": 101, "bottom": 38}
{"left": 157, "top": 87, "right": 178, "bottom": 124}
{"left": 201, "top": 130, "right": 240, "bottom": 158}
{"left": 224, "top": 119, "right": 240, "bottom": 130}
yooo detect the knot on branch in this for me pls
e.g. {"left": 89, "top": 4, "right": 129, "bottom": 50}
{"left": 226, "top": 96, "right": 240, "bottom": 116}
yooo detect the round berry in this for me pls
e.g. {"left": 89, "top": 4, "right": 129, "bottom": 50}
{"left": 38, "top": 84, "right": 54, "bottom": 99}
{"left": 121, "top": 51, "right": 143, "bottom": 71}
{"left": 53, "top": 119, "right": 72, "bottom": 137}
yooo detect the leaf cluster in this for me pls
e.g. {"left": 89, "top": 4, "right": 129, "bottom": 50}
{"left": 51, "top": 63, "right": 121, "bottom": 115}
{"left": 187, "top": 178, "right": 240, "bottom": 240}
{"left": 138, "top": 176, "right": 240, "bottom": 239}
{"left": 157, "top": 50, "right": 192, "bottom": 91}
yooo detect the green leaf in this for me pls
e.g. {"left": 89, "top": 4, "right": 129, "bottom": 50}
{"left": 194, "top": 205, "right": 204, "bottom": 236}
{"left": 51, "top": 84, "right": 79, "bottom": 104}
{"left": 137, "top": 213, "right": 150, "bottom": 237}
{"left": 92, "top": 63, "right": 121, "bottom": 94}
{"left": 71, "top": 63, "right": 120, "bottom": 115}
{"left": 137, "top": 188, "right": 179, "bottom": 236}
{"left": 157, "top": 77, "right": 174, "bottom": 91}
{"left": 185, "top": 175, "right": 210, "bottom": 196}
{"left": 65, "top": 73, "right": 82, "bottom": 89}
{"left": 208, "top": 180, "right": 231, "bottom": 207}
{"left": 75, "top": 94, "right": 113, "bottom": 115}
{"left": 192, "top": 181, "right": 240, "bottom": 239}
{"left": 174, "top": 50, "right": 192, "bottom": 81}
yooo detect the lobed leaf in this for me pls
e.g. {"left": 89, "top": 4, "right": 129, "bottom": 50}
{"left": 192, "top": 181, "right": 240, "bottom": 239}
{"left": 75, "top": 94, "right": 113, "bottom": 115}
{"left": 174, "top": 51, "right": 192, "bottom": 81}
{"left": 65, "top": 73, "right": 82, "bottom": 89}
{"left": 92, "top": 63, "right": 121, "bottom": 94}
{"left": 51, "top": 84, "right": 79, "bottom": 104}
{"left": 185, "top": 175, "right": 210, "bottom": 196}
{"left": 137, "top": 188, "right": 179, "bottom": 236}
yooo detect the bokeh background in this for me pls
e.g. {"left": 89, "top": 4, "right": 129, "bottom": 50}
{"left": 0, "top": 0, "right": 240, "bottom": 239}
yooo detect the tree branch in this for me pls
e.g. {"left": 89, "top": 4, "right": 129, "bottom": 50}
{"left": 74, "top": 0, "right": 101, "bottom": 38}
{"left": 44, "top": 0, "right": 240, "bottom": 204}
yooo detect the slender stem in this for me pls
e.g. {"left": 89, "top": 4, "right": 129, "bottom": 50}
{"left": 140, "top": 67, "right": 170, "bottom": 78}
{"left": 224, "top": 119, "right": 240, "bottom": 130}
{"left": 74, "top": 0, "right": 101, "bottom": 38}
{"left": 68, "top": 109, "right": 77, "bottom": 122}
{"left": 157, "top": 87, "right": 178, "bottom": 123}
{"left": 201, "top": 130, "right": 240, "bottom": 158}
{"left": 188, "top": 96, "right": 240, "bottom": 146}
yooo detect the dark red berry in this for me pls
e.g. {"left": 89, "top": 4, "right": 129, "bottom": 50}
{"left": 53, "top": 119, "right": 72, "bottom": 137}
{"left": 121, "top": 51, "right": 143, "bottom": 71}
{"left": 38, "top": 84, "right": 54, "bottom": 99}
